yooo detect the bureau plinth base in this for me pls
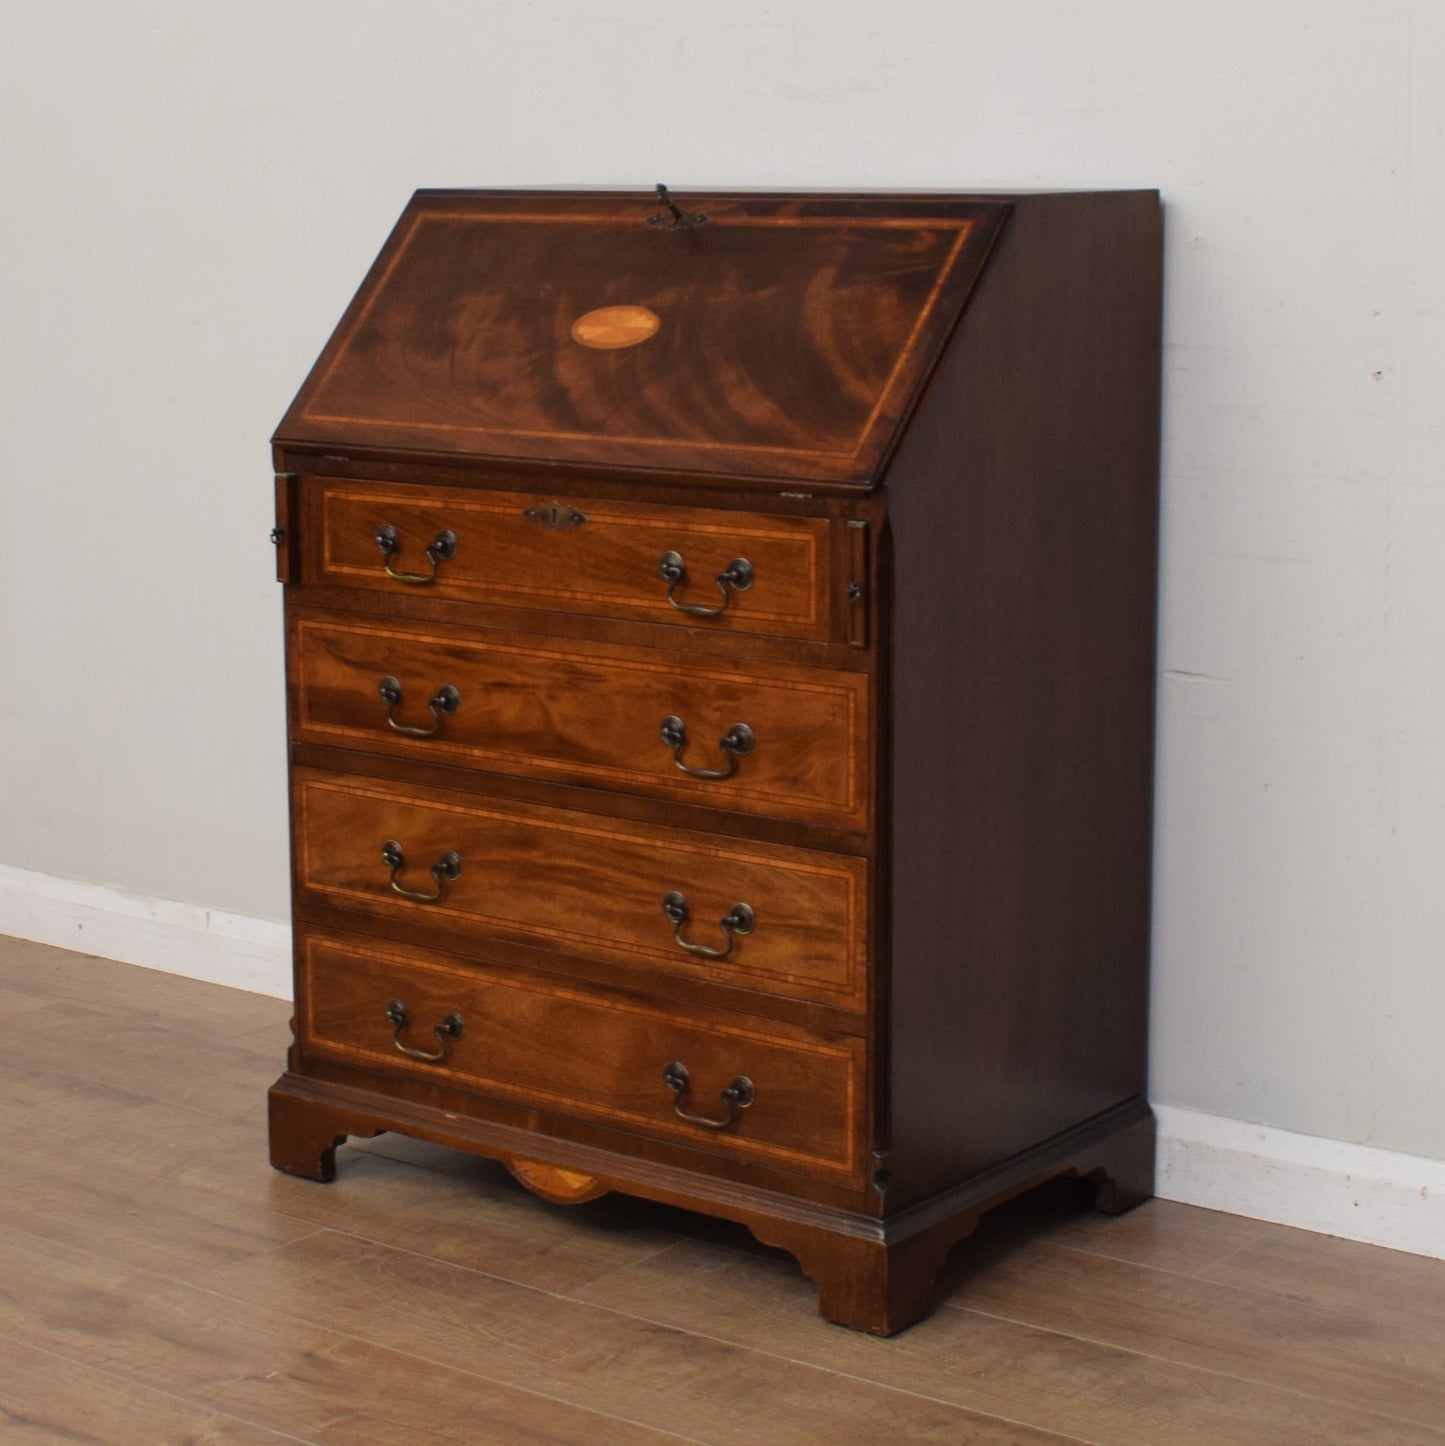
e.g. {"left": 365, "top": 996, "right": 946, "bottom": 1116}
{"left": 745, "top": 1212, "right": 985, "bottom": 1336}
{"left": 1086, "top": 1108, "right": 1157, "bottom": 1216}
{"left": 760, "top": 1104, "right": 1157, "bottom": 1335}
{"left": 268, "top": 1078, "right": 388, "bottom": 1182}
{"left": 267, "top": 1071, "right": 1153, "bottom": 1336}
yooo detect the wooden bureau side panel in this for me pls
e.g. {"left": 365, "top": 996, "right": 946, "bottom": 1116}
{"left": 882, "top": 192, "right": 1161, "bottom": 1208}
{"left": 309, "top": 480, "right": 833, "bottom": 641}
{"left": 294, "top": 770, "right": 867, "bottom": 1011}
{"left": 290, "top": 612, "right": 868, "bottom": 829}
{"left": 297, "top": 930, "right": 865, "bottom": 1179}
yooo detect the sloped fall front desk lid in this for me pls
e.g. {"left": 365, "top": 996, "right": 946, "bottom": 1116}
{"left": 274, "top": 190, "right": 1010, "bottom": 489}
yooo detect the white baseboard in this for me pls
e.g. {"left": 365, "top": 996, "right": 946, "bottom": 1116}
{"left": 2, "top": 863, "right": 1442, "bottom": 1258}
{"left": 1154, "top": 1102, "right": 1445, "bottom": 1260}
{"left": 0, "top": 862, "right": 292, "bottom": 999}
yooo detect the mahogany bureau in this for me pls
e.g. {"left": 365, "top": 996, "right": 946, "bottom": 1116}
{"left": 267, "top": 187, "right": 1162, "bottom": 1334}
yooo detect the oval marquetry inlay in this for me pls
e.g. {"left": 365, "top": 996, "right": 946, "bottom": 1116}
{"left": 504, "top": 1157, "right": 610, "bottom": 1204}
{"left": 571, "top": 305, "right": 660, "bottom": 350}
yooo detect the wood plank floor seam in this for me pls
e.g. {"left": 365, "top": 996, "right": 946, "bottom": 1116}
{"left": 0, "top": 1226, "right": 700, "bottom": 1446}
{"left": 323, "top": 1203, "right": 695, "bottom": 1289}
{"left": 174, "top": 1271, "right": 718, "bottom": 1446}
{"left": 947, "top": 1303, "right": 1445, "bottom": 1439}
{"left": 946, "top": 1236, "right": 1445, "bottom": 1430}
{"left": 184, "top": 1224, "right": 338, "bottom": 1278}
{"left": 1036, "top": 1238, "right": 1333, "bottom": 1295}
{"left": 488, "top": 1296, "right": 1116, "bottom": 1446}
{"left": 1033, "top": 1226, "right": 1280, "bottom": 1279}
{"left": 192, "top": 1233, "right": 1089, "bottom": 1444}
{"left": 558, "top": 1231, "right": 1440, "bottom": 1446}
{"left": 0, "top": 1327, "right": 322, "bottom": 1446}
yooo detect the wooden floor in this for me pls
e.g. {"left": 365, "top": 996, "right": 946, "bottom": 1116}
{"left": 3, "top": 938, "right": 1444, "bottom": 1445}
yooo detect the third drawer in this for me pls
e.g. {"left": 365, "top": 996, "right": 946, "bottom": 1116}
{"left": 293, "top": 768, "right": 868, "bottom": 1013}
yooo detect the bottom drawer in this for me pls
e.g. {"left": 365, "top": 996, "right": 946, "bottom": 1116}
{"left": 297, "top": 929, "right": 865, "bottom": 1181}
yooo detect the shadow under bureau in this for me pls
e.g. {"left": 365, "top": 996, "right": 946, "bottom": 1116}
{"left": 268, "top": 187, "right": 1161, "bottom": 1334}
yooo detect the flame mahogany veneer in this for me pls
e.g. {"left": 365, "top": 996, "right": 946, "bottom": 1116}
{"left": 268, "top": 188, "right": 1162, "bottom": 1334}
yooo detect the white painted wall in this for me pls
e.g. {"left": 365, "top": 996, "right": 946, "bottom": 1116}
{"left": 2, "top": 2, "right": 1441, "bottom": 1164}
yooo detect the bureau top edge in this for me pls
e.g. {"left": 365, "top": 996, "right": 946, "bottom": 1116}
{"left": 270, "top": 443, "right": 892, "bottom": 501}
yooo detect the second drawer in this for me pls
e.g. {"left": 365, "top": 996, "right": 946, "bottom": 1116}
{"left": 294, "top": 769, "right": 868, "bottom": 1012}
{"left": 290, "top": 612, "right": 868, "bottom": 829}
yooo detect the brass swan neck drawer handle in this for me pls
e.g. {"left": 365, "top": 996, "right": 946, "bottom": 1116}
{"left": 374, "top": 523, "right": 457, "bottom": 585}
{"left": 659, "top": 716, "right": 754, "bottom": 780}
{"left": 657, "top": 550, "right": 753, "bottom": 617}
{"left": 381, "top": 840, "right": 461, "bottom": 902}
{"left": 377, "top": 676, "right": 461, "bottom": 738}
{"left": 662, "top": 891, "right": 754, "bottom": 959}
{"left": 385, "top": 998, "right": 463, "bottom": 1063}
{"left": 662, "top": 1060, "right": 754, "bottom": 1130}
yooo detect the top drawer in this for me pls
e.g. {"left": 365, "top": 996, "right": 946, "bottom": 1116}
{"left": 304, "top": 479, "right": 835, "bottom": 641}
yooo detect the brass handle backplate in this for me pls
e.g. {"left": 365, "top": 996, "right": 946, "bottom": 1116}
{"left": 385, "top": 998, "right": 463, "bottom": 1063}
{"left": 662, "top": 891, "right": 754, "bottom": 959}
{"left": 659, "top": 716, "right": 754, "bottom": 780}
{"left": 377, "top": 676, "right": 461, "bottom": 738}
{"left": 657, "top": 550, "right": 753, "bottom": 617}
{"left": 381, "top": 839, "right": 461, "bottom": 903}
{"left": 662, "top": 1060, "right": 753, "bottom": 1130}
{"left": 374, "top": 523, "right": 457, "bottom": 585}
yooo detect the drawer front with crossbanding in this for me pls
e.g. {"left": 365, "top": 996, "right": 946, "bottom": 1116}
{"left": 309, "top": 480, "right": 837, "bottom": 641}
{"left": 293, "top": 770, "right": 868, "bottom": 1012}
{"left": 297, "top": 928, "right": 866, "bottom": 1180}
{"left": 290, "top": 611, "right": 869, "bottom": 829}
